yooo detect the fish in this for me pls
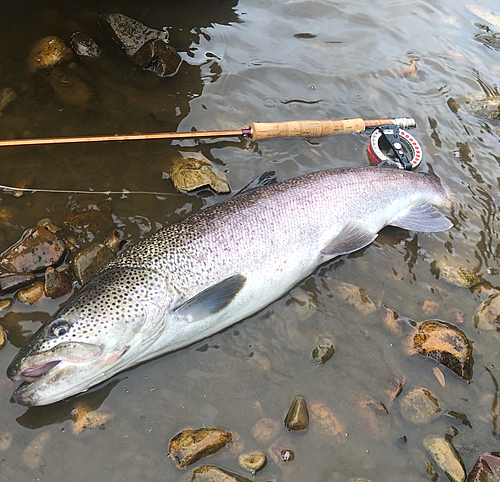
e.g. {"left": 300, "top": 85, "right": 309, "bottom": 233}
{"left": 7, "top": 166, "right": 452, "bottom": 406}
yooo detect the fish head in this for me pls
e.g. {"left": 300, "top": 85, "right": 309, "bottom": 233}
{"left": 7, "top": 268, "right": 168, "bottom": 406}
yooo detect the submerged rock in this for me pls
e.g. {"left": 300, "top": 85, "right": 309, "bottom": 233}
{"left": 0, "top": 88, "right": 17, "bottom": 114}
{"left": 475, "top": 32, "right": 500, "bottom": 51}
{"left": 312, "top": 336, "right": 335, "bottom": 365}
{"left": 382, "top": 374, "right": 405, "bottom": 404}
{"left": 309, "top": 402, "right": 344, "bottom": 441}
{"left": 70, "top": 32, "right": 102, "bottom": 60}
{"left": 0, "top": 417, "right": 12, "bottom": 451}
{"left": 65, "top": 199, "right": 113, "bottom": 243}
{"left": 70, "top": 402, "right": 113, "bottom": 435}
{"left": 72, "top": 241, "right": 116, "bottom": 285}
{"left": 399, "top": 388, "right": 442, "bottom": 424}
{"left": 238, "top": 453, "right": 266, "bottom": 475}
{"left": 409, "top": 320, "right": 473, "bottom": 380}
{"left": 0, "top": 226, "right": 66, "bottom": 273}
{"left": 169, "top": 158, "right": 230, "bottom": 194}
{"left": 169, "top": 427, "right": 232, "bottom": 468}
{"left": 251, "top": 418, "right": 280, "bottom": 443}
{"left": 44, "top": 267, "right": 73, "bottom": 299}
{"left": 0, "top": 325, "right": 6, "bottom": 350}
{"left": 433, "top": 260, "right": 483, "bottom": 288}
{"left": 133, "top": 39, "right": 181, "bottom": 77}
{"left": 474, "top": 293, "right": 500, "bottom": 330}
{"left": 284, "top": 396, "right": 309, "bottom": 431}
{"left": 22, "top": 431, "right": 51, "bottom": 470}
{"left": 280, "top": 449, "right": 295, "bottom": 462}
{"left": 46, "top": 66, "right": 95, "bottom": 108}
{"left": 0, "top": 299, "right": 12, "bottom": 311}
{"left": 382, "top": 305, "right": 403, "bottom": 336}
{"left": 358, "top": 397, "right": 390, "bottom": 438}
{"left": 99, "top": 13, "right": 167, "bottom": 57}
{"left": 27, "top": 36, "right": 74, "bottom": 73}
{"left": 423, "top": 435, "right": 465, "bottom": 482}
{"left": 467, "top": 452, "right": 500, "bottom": 481}
{"left": 334, "top": 281, "right": 376, "bottom": 314}
{"left": 0, "top": 272, "right": 36, "bottom": 293}
{"left": 191, "top": 465, "right": 252, "bottom": 482}
{"left": 16, "top": 281, "right": 44, "bottom": 304}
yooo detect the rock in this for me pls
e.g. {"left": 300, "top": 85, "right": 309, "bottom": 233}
{"left": 0, "top": 324, "right": 6, "bottom": 350}
{"left": 0, "top": 88, "right": 17, "bottom": 114}
{"left": 0, "top": 226, "right": 66, "bottom": 273}
{"left": 0, "top": 272, "right": 36, "bottom": 293}
{"left": 16, "top": 281, "right": 44, "bottom": 304}
{"left": 280, "top": 449, "right": 295, "bottom": 462}
{"left": 37, "top": 218, "right": 61, "bottom": 233}
{"left": 169, "top": 428, "right": 232, "bottom": 468}
{"left": 44, "top": 267, "right": 73, "bottom": 299}
{"left": 0, "top": 417, "right": 12, "bottom": 451}
{"left": 22, "top": 431, "right": 51, "bottom": 470}
{"left": 190, "top": 465, "right": 252, "bottom": 482}
{"left": 433, "top": 260, "right": 483, "bottom": 288}
{"left": 349, "top": 479, "right": 372, "bottom": 482}
{"left": 463, "top": 96, "right": 500, "bottom": 123}
{"left": 284, "top": 396, "right": 309, "bottom": 431}
{"left": 98, "top": 13, "right": 167, "bottom": 57}
{"left": 423, "top": 435, "right": 465, "bottom": 482}
{"left": 0, "top": 299, "right": 12, "bottom": 311}
{"left": 309, "top": 402, "right": 344, "bottom": 441}
{"left": 467, "top": 452, "right": 500, "bottom": 481}
{"left": 358, "top": 397, "right": 390, "bottom": 438}
{"left": 312, "top": 336, "right": 335, "bottom": 365}
{"left": 27, "top": 36, "right": 74, "bottom": 73}
{"left": 382, "top": 305, "right": 403, "bottom": 336}
{"left": 409, "top": 320, "right": 473, "bottom": 380}
{"left": 382, "top": 374, "right": 405, "bottom": 403}
{"left": 169, "top": 158, "right": 230, "bottom": 193}
{"left": 238, "top": 453, "right": 266, "bottom": 475}
{"left": 46, "top": 66, "right": 95, "bottom": 108}
{"left": 65, "top": 199, "right": 113, "bottom": 243}
{"left": 334, "top": 281, "right": 376, "bottom": 314}
{"left": 291, "top": 289, "right": 318, "bottom": 321}
{"left": 399, "top": 388, "right": 442, "bottom": 424}
{"left": 72, "top": 241, "right": 116, "bottom": 285}
{"left": 475, "top": 32, "right": 500, "bottom": 51}
{"left": 251, "top": 418, "right": 280, "bottom": 443}
{"left": 70, "top": 402, "right": 113, "bottom": 435}
{"left": 103, "top": 230, "right": 124, "bottom": 253}
{"left": 422, "top": 300, "right": 439, "bottom": 317}
{"left": 133, "top": 39, "right": 181, "bottom": 77}
{"left": 396, "top": 58, "right": 417, "bottom": 77}
{"left": 474, "top": 293, "right": 500, "bottom": 330}
{"left": 70, "top": 32, "right": 102, "bottom": 60}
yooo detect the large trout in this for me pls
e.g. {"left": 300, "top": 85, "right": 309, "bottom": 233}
{"left": 7, "top": 167, "right": 452, "bottom": 406}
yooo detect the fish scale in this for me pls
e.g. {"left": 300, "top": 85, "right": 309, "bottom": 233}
{"left": 7, "top": 166, "right": 452, "bottom": 405}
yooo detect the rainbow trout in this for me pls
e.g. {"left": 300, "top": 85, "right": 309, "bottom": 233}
{"left": 7, "top": 167, "right": 452, "bottom": 405}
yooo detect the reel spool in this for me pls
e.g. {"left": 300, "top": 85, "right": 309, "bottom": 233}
{"left": 367, "top": 125, "right": 422, "bottom": 170}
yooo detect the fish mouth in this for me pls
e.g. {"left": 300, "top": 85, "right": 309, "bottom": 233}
{"left": 12, "top": 360, "right": 61, "bottom": 382}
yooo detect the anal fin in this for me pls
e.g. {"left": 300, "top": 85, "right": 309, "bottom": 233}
{"left": 174, "top": 274, "right": 247, "bottom": 322}
{"left": 390, "top": 201, "right": 452, "bottom": 232}
{"left": 321, "top": 221, "right": 378, "bottom": 257}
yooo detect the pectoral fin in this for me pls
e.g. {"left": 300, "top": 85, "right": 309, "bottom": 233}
{"left": 234, "top": 172, "right": 277, "bottom": 196}
{"left": 321, "top": 221, "right": 378, "bottom": 257}
{"left": 174, "top": 274, "right": 247, "bottom": 322}
{"left": 390, "top": 202, "right": 452, "bottom": 232}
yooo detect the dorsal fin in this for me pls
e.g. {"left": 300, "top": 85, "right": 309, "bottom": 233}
{"left": 234, "top": 172, "right": 277, "bottom": 196}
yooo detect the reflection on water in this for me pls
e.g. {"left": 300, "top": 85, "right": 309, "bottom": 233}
{"left": 0, "top": 0, "right": 500, "bottom": 481}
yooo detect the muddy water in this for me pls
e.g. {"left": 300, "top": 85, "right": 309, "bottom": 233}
{"left": 0, "top": 0, "right": 499, "bottom": 481}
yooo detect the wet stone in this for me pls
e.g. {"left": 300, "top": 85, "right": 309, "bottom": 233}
{"left": 334, "top": 281, "right": 376, "bottom": 314}
{"left": 464, "top": 96, "right": 500, "bottom": 122}
{"left": 27, "top": 36, "right": 74, "bottom": 73}
{"left": 358, "top": 397, "right": 390, "bottom": 438}
{"left": 44, "top": 267, "right": 73, "bottom": 299}
{"left": 0, "top": 299, "right": 12, "bottom": 311}
{"left": 169, "top": 158, "right": 230, "bottom": 194}
{"left": 0, "top": 226, "right": 66, "bottom": 273}
{"left": 65, "top": 200, "right": 113, "bottom": 243}
{"left": 16, "top": 281, "right": 44, "bottom": 304}
{"left": 168, "top": 427, "right": 232, "bottom": 468}
{"left": 467, "top": 452, "right": 500, "bottom": 482}
{"left": 99, "top": 13, "right": 168, "bottom": 57}
{"left": 474, "top": 293, "right": 500, "bottom": 330}
{"left": 0, "top": 88, "right": 17, "bottom": 114}
{"left": 103, "top": 230, "right": 124, "bottom": 254}
{"left": 70, "top": 32, "right": 102, "bottom": 60}
{"left": 475, "top": 32, "right": 500, "bottom": 51}
{"left": 37, "top": 218, "right": 61, "bottom": 234}
{"left": 312, "top": 337, "right": 335, "bottom": 365}
{"left": 46, "top": 66, "right": 95, "bottom": 108}
{"left": 285, "top": 396, "right": 309, "bottom": 431}
{"left": 191, "top": 465, "right": 252, "bottom": 482}
{"left": 0, "top": 417, "right": 12, "bottom": 451}
{"left": 238, "top": 453, "right": 266, "bottom": 475}
{"left": 433, "top": 260, "right": 483, "bottom": 288}
{"left": 0, "top": 325, "right": 5, "bottom": 350}
{"left": 280, "top": 449, "right": 295, "bottom": 462}
{"left": 423, "top": 435, "right": 465, "bottom": 482}
{"left": 133, "top": 39, "right": 181, "bottom": 77}
{"left": 309, "top": 402, "right": 344, "bottom": 441}
{"left": 251, "top": 418, "right": 280, "bottom": 443}
{"left": 399, "top": 388, "right": 442, "bottom": 424}
{"left": 383, "top": 374, "right": 405, "bottom": 403}
{"left": 409, "top": 320, "right": 473, "bottom": 380}
{"left": 382, "top": 305, "right": 402, "bottom": 336}
{"left": 72, "top": 242, "right": 116, "bottom": 285}
{"left": 0, "top": 272, "right": 36, "bottom": 293}
{"left": 22, "top": 431, "right": 50, "bottom": 470}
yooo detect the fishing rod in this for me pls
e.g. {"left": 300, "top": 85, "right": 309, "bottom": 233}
{"left": 0, "top": 116, "right": 416, "bottom": 147}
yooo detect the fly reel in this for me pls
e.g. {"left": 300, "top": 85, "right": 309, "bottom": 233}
{"left": 366, "top": 125, "right": 422, "bottom": 171}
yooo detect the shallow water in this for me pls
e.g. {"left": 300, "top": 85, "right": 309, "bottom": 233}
{"left": 0, "top": 0, "right": 499, "bottom": 481}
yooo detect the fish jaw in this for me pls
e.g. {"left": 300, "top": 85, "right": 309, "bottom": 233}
{"left": 8, "top": 342, "right": 104, "bottom": 406}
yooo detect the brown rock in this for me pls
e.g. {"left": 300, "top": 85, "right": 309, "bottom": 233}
{"left": 27, "top": 36, "right": 74, "bottom": 73}
{"left": 251, "top": 418, "right": 280, "bottom": 443}
{"left": 309, "top": 402, "right": 344, "bottom": 441}
{"left": 191, "top": 465, "right": 252, "bottom": 482}
{"left": 65, "top": 200, "right": 113, "bottom": 243}
{"left": 467, "top": 452, "right": 500, "bottom": 481}
{"left": 280, "top": 449, "right": 295, "bottom": 462}
{"left": 70, "top": 32, "right": 102, "bottom": 60}
{"left": 44, "top": 267, "right": 73, "bottom": 299}
{"left": 382, "top": 305, "right": 402, "bottom": 336}
{"left": 0, "top": 299, "right": 12, "bottom": 311}
{"left": 284, "top": 396, "right": 309, "bottom": 431}
{"left": 409, "top": 320, "right": 473, "bottom": 380}
{"left": 434, "top": 261, "right": 482, "bottom": 288}
{"left": 0, "top": 272, "right": 36, "bottom": 292}
{"left": 382, "top": 374, "right": 405, "bottom": 403}
{"left": 169, "top": 158, "right": 230, "bottom": 193}
{"left": 133, "top": 39, "right": 181, "bottom": 77}
{"left": 0, "top": 325, "right": 6, "bottom": 350}
{"left": 0, "top": 417, "right": 12, "bottom": 451}
{"left": 103, "top": 230, "right": 124, "bottom": 254}
{"left": 312, "top": 336, "right": 335, "bottom": 364}
{"left": 334, "top": 281, "right": 376, "bottom": 314}
{"left": 474, "top": 293, "right": 500, "bottom": 330}
{"left": 169, "top": 428, "right": 232, "bottom": 468}
{"left": 399, "top": 388, "right": 442, "bottom": 424}
{"left": 0, "top": 226, "right": 66, "bottom": 273}
{"left": 46, "top": 67, "right": 95, "bottom": 108}
{"left": 422, "top": 300, "right": 439, "bottom": 316}
{"left": 72, "top": 242, "right": 115, "bottom": 285}
{"left": 238, "top": 453, "right": 266, "bottom": 475}
{"left": 423, "top": 435, "right": 465, "bottom": 482}
{"left": 358, "top": 397, "right": 390, "bottom": 438}
{"left": 16, "top": 281, "right": 44, "bottom": 304}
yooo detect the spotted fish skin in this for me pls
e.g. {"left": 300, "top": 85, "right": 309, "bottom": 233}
{"left": 7, "top": 167, "right": 452, "bottom": 406}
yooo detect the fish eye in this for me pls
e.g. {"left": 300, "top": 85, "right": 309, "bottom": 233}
{"left": 51, "top": 321, "right": 70, "bottom": 337}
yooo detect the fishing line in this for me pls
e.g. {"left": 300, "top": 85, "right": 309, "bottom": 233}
{"left": 0, "top": 184, "right": 179, "bottom": 196}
